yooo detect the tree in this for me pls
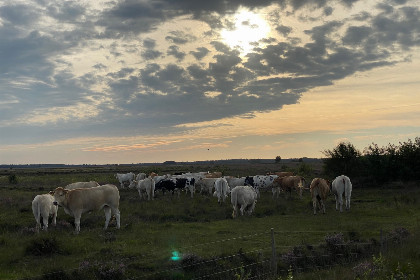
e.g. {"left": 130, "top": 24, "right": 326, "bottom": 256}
{"left": 322, "top": 142, "right": 362, "bottom": 178}
{"left": 275, "top": 156, "right": 281, "bottom": 163}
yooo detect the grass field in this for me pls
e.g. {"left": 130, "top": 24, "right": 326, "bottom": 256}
{"left": 0, "top": 163, "right": 419, "bottom": 280}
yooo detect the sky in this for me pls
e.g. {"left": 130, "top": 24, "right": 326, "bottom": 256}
{"left": 0, "top": 0, "right": 420, "bottom": 164}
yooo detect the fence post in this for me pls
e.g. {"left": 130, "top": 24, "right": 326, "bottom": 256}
{"left": 270, "top": 228, "right": 278, "bottom": 277}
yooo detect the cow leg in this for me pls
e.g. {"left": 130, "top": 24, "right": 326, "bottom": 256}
{"left": 137, "top": 188, "right": 142, "bottom": 199}
{"left": 35, "top": 220, "right": 41, "bottom": 233}
{"left": 42, "top": 213, "right": 49, "bottom": 231}
{"left": 111, "top": 207, "right": 121, "bottom": 229}
{"left": 240, "top": 204, "right": 246, "bottom": 216}
{"left": 312, "top": 197, "right": 317, "bottom": 215}
{"left": 337, "top": 194, "right": 343, "bottom": 212}
{"left": 34, "top": 211, "right": 41, "bottom": 233}
{"left": 321, "top": 199, "right": 326, "bottom": 214}
{"left": 334, "top": 195, "right": 339, "bottom": 211}
{"left": 248, "top": 202, "right": 256, "bottom": 215}
{"left": 104, "top": 206, "right": 111, "bottom": 230}
{"left": 345, "top": 194, "right": 351, "bottom": 210}
{"left": 52, "top": 211, "right": 57, "bottom": 227}
{"left": 232, "top": 206, "right": 238, "bottom": 218}
{"left": 74, "top": 213, "right": 82, "bottom": 233}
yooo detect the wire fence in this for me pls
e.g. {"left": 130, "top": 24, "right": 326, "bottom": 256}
{"left": 19, "top": 227, "right": 401, "bottom": 280}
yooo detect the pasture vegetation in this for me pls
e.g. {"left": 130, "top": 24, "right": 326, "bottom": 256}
{"left": 0, "top": 150, "right": 420, "bottom": 279}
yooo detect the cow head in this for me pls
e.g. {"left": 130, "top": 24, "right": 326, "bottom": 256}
{"left": 128, "top": 180, "right": 137, "bottom": 189}
{"left": 52, "top": 187, "right": 68, "bottom": 206}
{"left": 244, "top": 176, "right": 254, "bottom": 186}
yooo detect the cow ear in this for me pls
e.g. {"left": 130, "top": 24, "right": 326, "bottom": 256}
{"left": 49, "top": 191, "right": 54, "bottom": 195}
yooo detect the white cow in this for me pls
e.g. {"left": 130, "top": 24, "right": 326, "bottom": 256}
{"left": 115, "top": 172, "right": 135, "bottom": 189}
{"left": 196, "top": 178, "right": 217, "bottom": 195}
{"left": 65, "top": 181, "right": 99, "bottom": 190}
{"left": 246, "top": 175, "right": 278, "bottom": 197}
{"left": 331, "top": 175, "right": 352, "bottom": 212}
{"left": 213, "top": 177, "right": 229, "bottom": 203}
{"left": 52, "top": 184, "right": 120, "bottom": 233}
{"left": 32, "top": 193, "right": 58, "bottom": 233}
{"left": 129, "top": 178, "right": 155, "bottom": 200}
{"left": 225, "top": 177, "right": 247, "bottom": 191}
{"left": 136, "top": 173, "right": 147, "bottom": 181}
{"left": 231, "top": 185, "right": 257, "bottom": 218}
{"left": 152, "top": 174, "right": 169, "bottom": 184}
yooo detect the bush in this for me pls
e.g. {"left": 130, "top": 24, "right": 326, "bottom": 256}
{"left": 25, "top": 237, "right": 63, "bottom": 256}
{"left": 8, "top": 174, "right": 18, "bottom": 184}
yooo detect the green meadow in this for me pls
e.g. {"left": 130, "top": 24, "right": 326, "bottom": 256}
{"left": 0, "top": 163, "right": 419, "bottom": 280}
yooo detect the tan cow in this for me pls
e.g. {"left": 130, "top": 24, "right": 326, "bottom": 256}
{"left": 32, "top": 192, "right": 58, "bottom": 233}
{"left": 310, "top": 178, "right": 331, "bottom": 215}
{"left": 272, "top": 175, "right": 306, "bottom": 198}
{"left": 205, "top": 172, "right": 222, "bottom": 178}
{"left": 274, "top": 171, "right": 294, "bottom": 177}
{"left": 196, "top": 178, "right": 218, "bottom": 195}
{"left": 52, "top": 184, "right": 120, "bottom": 233}
{"left": 64, "top": 181, "right": 99, "bottom": 190}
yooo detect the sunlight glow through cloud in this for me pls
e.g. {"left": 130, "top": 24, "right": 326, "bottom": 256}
{"left": 221, "top": 8, "right": 271, "bottom": 55}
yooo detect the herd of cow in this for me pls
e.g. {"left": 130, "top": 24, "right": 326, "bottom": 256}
{"left": 31, "top": 171, "right": 352, "bottom": 234}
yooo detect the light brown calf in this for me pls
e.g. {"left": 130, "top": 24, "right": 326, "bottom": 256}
{"left": 272, "top": 175, "right": 305, "bottom": 198}
{"left": 310, "top": 178, "right": 330, "bottom": 215}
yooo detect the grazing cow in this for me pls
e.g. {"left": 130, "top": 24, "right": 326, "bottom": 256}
{"left": 32, "top": 193, "right": 58, "bottom": 233}
{"left": 136, "top": 173, "right": 147, "bottom": 181}
{"left": 231, "top": 186, "right": 257, "bottom": 218}
{"left": 331, "top": 175, "right": 352, "bottom": 212}
{"left": 310, "top": 178, "right": 331, "bottom": 215}
{"left": 65, "top": 181, "right": 99, "bottom": 190}
{"left": 213, "top": 177, "right": 229, "bottom": 203}
{"left": 274, "top": 171, "right": 294, "bottom": 177}
{"left": 52, "top": 184, "right": 120, "bottom": 233}
{"left": 272, "top": 176, "right": 306, "bottom": 198}
{"left": 225, "top": 177, "right": 247, "bottom": 191}
{"left": 153, "top": 174, "right": 169, "bottom": 184}
{"left": 115, "top": 172, "right": 135, "bottom": 188}
{"left": 195, "top": 178, "right": 218, "bottom": 195}
{"left": 154, "top": 179, "right": 179, "bottom": 196}
{"left": 130, "top": 178, "right": 155, "bottom": 200}
{"left": 246, "top": 175, "right": 278, "bottom": 197}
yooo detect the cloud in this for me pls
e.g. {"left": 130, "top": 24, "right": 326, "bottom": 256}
{"left": 0, "top": 0, "right": 419, "bottom": 149}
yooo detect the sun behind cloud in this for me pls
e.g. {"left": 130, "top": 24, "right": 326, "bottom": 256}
{"left": 221, "top": 8, "right": 271, "bottom": 55}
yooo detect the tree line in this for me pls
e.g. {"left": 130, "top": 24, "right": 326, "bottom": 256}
{"left": 322, "top": 137, "right": 420, "bottom": 185}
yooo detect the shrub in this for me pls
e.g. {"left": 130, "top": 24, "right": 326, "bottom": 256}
{"left": 8, "top": 174, "right": 18, "bottom": 184}
{"left": 25, "top": 237, "right": 63, "bottom": 256}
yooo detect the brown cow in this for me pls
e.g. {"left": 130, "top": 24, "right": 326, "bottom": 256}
{"left": 310, "top": 178, "right": 331, "bottom": 215}
{"left": 53, "top": 184, "right": 120, "bottom": 233}
{"left": 205, "top": 172, "right": 222, "bottom": 178}
{"left": 272, "top": 175, "right": 306, "bottom": 198}
{"left": 274, "top": 171, "right": 294, "bottom": 177}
